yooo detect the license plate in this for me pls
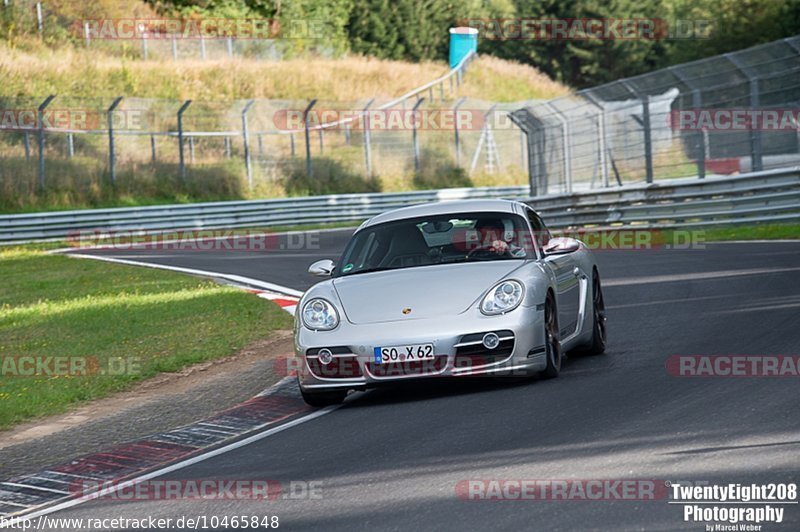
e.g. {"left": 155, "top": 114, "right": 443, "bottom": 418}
{"left": 373, "top": 343, "right": 434, "bottom": 364}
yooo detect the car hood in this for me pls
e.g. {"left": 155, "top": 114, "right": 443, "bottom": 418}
{"left": 332, "top": 261, "right": 524, "bottom": 324}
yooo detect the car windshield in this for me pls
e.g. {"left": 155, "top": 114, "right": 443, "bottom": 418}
{"left": 334, "top": 212, "right": 533, "bottom": 277}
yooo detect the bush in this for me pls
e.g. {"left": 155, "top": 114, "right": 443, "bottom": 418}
{"left": 412, "top": 149, "right": 472, "bottom": 190}
{"left": 0, "top": 157, "right": 246, "bottom": 212}
{"left": 284, "top": 156, "right": 381, "bottom": 196}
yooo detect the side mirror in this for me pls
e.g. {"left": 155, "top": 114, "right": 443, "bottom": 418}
{"left": 543, "top": 237, "right": 581, "bottom": 256}
{"left": 308, "top": 259, "right": 335, "bottom": 277}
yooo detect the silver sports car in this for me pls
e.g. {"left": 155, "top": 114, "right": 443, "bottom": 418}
{"left": 293, "top": 199, "right": 607, "bottom": 406}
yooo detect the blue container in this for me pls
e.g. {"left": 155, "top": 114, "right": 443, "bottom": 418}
{"left": 449, "top": 27, "right": 478, "bottom": 69}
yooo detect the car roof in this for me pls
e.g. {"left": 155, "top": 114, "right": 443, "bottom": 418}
{"left": 358, "top": 199, "right": 529, "bottom": 230}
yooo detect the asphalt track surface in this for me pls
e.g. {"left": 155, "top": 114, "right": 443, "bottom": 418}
{"left": 58, "top": 233, "right": 800, "bottom": 531}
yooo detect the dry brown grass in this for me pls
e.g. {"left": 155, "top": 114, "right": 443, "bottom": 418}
{"left": 461, "top": 55, "right": 570, "bottom": 102}
{"left": 0, "top": 43, "right": 567, "bottom": 211}
{"left": 0, "top": 46, "right": 567, "bottom": 102}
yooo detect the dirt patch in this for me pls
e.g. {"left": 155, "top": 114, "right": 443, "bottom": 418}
{"left": 0, "top": 331, "right": 294, "bottom": 452}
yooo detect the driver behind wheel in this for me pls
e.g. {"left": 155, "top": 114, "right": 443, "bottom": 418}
{"left": 473, "top": 219, "right": 526, "bottom": 257}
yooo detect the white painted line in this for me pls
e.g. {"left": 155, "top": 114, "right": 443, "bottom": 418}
{"left": 604, "top": 266, "right": 800, "bottom": 287}
{"left": 0, "top": 501, "right": 30, "bottom": 509}
{"left": 0, "top": 483, "right": 68, "bottom": 496}
{"left": 66, "top": 253, "right": 303, "bottom": 298}
{"left": 0, "top": 406, "right": 338, "bottom": 528}
{"left": 25, "top": 477, "right": 72, "bottom": 487}
{"left": 708, "top": 239, "right": 800, "bottom": 244}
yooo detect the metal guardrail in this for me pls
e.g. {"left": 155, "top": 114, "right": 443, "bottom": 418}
{"left": 1, "top": 167, "right": 798, "bottom": 244}
{"left": 0, "top": 185, "right": 528, "bottom": 243}
{"left": 526, "top": 167, "right": 800, "bottom": 229}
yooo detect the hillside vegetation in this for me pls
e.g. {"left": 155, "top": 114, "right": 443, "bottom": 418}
{"left": 3, "top": 0, "right": 796, "bottom": 89}
{"left": 0, "top": 45, "right": 567, "bottom": 102}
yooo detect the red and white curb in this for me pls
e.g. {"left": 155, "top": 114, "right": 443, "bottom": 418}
{"left": 248, "top": 291, "right": 299, "bottom": 315}
{"left": 0, "top": 253, "right": 322, "bottom": 526}
{"left": 60, "top": 253, "right": 303, "bottom": 315}
{"left": 0, "top": 378, "right": 337, "bottom": 525}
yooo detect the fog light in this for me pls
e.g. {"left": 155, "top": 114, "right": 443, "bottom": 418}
{"left": 482, "top": 332, "right": 500, "bottom": 350}
{"left": 318, "top": 348, "right": 333, "bottom": 365}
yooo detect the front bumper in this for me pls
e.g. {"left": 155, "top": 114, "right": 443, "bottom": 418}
{"left": 294, "top": 306, "right": 547, "bottom": 391}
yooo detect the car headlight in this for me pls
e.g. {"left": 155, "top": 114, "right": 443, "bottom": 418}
{"left": 480, "top": 280, "right": 524, "bottom": 315}
{"left": 301, "top": 298, "right": 340, "bottom": 331}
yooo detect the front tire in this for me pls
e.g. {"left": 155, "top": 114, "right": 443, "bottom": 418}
{"left": 300, "top": 388, "right": 347, "bottom": 407}
{"left": 540, "top": 293, "right": 562, "bottom": 379}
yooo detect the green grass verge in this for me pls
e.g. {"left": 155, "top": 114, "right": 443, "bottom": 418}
{"left": 697, "top": 223, "right": 800, "bottom": 242}
{"left": 0, "top": 249, "right": 293, "bottom": 430}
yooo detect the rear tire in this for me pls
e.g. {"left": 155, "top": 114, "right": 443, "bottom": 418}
{"left": 300, "top": 388, "right": 347, "bottom": 407}
{"left": 540, "top": 293, "right": 562, "bottom": 379}
{"left": 584, "top": 270, "right": 607, "bottom": 356}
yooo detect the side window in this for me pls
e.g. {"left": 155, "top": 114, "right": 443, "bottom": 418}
{"left": 526, "top": 209, "right": 551, "bottom": 248}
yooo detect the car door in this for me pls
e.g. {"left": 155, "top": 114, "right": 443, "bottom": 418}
{"left": 527, "top": 209, "right": 580, "bottom": 339}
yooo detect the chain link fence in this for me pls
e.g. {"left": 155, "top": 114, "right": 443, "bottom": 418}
{"left": 1, "top": 3, "right": 536, "bottom": 207}
{"left": 511, "top": 35, "right": 800, "bottom": 196}
{"left": 0, "top": 53, "right": 539, "bottom": 208}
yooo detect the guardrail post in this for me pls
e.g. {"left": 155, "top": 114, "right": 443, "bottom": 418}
{"left": 318, "top": 129, "right": 324, "bottom": 154}
{"left": 107, "top": 96, "right": 123, "bottom": 185}
{"left": 725, "top": 53, "right": 763, "bottom": 173}
{"left": 412, "top": 97, "right": 425, "bottom": 173}
{"left": 150, "top": 135, "right": 157, "bottom": 163}
{"left": 470, "top": 105, "right": 499, "bottom": 175}
{"left": 303, "top": 99, "right": 317, "bottom": 177}
{"left": 241, "top": 99, "right": 255, "bottom": 189}
{"left": 692, "top": 89, "right": 706, "bottom": 179}
{"left": 224, "top": 136, "right": 231, "bottom": 158}
{"left": 344, "top": 124, "right": 351, "bottom": 146}
{"left": 642, "top": 95, "right": 654, "bottom": 184}
{"left": 748, "top": 81, "right": 763, "bottom": 172}
{"left": 177, "top": 100, "right": 192, "bottom": 182}
{"left": 582, "top": 92, "right": 609, "bottom": 188}
{"left": 508, "top": 112, "right": 535, "bottom": 196}
{"left": 227, "top": 37, "right": 233, "bottom": 58}
{"left": 290, "top": 133, "right": 296, "bottom": 157}
{"left": 36, "top": 2, "right": 43, "bottom": 35}
{"left": 188, "top": 136, "right": 195, "bottom": 164}
{"left": 83, "top": 22, "right": 90, "bottom": 48}
{"left": 37, "top": 94, "right": 56, "bottom": 191}
{"left": 199, "top": 35, "right": 206, "bottom": 60}
{"left": 67, "top": 133, "right": 74, "bottom": 158}
{"left": 545, "top": 103, "right": 572, "bottom": 192}
{"left": 24, "top": 132, "right": 31, "bottom": 161}
{"left": 362, "top": 98, "right": 374, "bottom": 178}
{"left": 139, "top": 24, "right": 148, "bottom": 60}
{"left": 453, "top": 98, "right": 466, "bottom": 166}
